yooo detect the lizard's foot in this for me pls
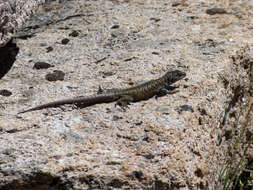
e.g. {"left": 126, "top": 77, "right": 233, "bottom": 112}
{"left": 97, "top": 86, "right": 104, "bottom": 94}
{"left": 115, "top": 101, "right": 130, "bottom": 111}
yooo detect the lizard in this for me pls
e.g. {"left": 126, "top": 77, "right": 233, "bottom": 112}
{"left": 18, "top": 70, "right": 186, "bottom": 114}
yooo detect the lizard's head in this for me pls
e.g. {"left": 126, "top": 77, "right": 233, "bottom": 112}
{"left": 164, "top": 70, "right": 186, "bottom": 84}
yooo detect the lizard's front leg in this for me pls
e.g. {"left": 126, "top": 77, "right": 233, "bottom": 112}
{"left": 155, "top": 85, "right": 179, "bottom": 98}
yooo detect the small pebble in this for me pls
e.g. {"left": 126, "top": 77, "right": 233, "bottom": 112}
{"left": 102, "top": 71, "right": 115, "bottom": 77}
{"left": 150, "top": 17, "right": 161, "bottom": 22}
{"left": 151, "top": 52, "right": 159, "bottom": 55}
{"left": 112, "top": 115, "right": 121, "bottom": 121}
{"left": 133, "top": 170, "right": 143, "bottom": 179}
{"left": 111, "top": 24, "right": 120, "bottom": 29}
{"left": 39, "top": 42, "right": 47, "bottom": 47}
{"left": 46, "top": 46, "right": 53, "bottom": 53}
{"left": 143, "top": 154, "right": 155, "bottom": 159}
{"left": 0, "top": 89, "right": 12, "bottom": 96}
{"left": 61, "top": 38, "right": 70, "bottom": 45}
{"left": 69, "top": 30, "right": 79, "bottom": 37}
{"left": 33, "top": 62, "right": 53, "bottom": 69}
{"left": 206, "top": 8, "right": 227, "bottom": 15}
{"left": 172, "top": 2, "right": 181, "bottom": 7}
{"left": 176, "top": 105, "right": 194, "bottom": 113}
{"left": 66, "top": 153, "right": 73, "bottom": 157}
{"left": 45, "top": 70, "right": 65, "bottom": 81}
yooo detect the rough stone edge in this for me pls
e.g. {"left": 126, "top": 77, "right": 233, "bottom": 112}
{"left": 216, "top": 45, "right": 253, "bottom": 189}
{"left": 0, "top": 0, "right": 45, "bottom": 47}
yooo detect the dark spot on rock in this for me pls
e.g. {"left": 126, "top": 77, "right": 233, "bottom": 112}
{"left": 52, "top": 155, "right": 61, "bottom": 160}
{"left": 46, "top": 46, "right": 53, "bottom": 53}
{"left": 133, "top": 170, "right": 143, "bottom": 179}
{"left": 112, "top": 115, "right": 121, "bottom": 121}
{"left": 246, "top": 130, "right": 252, "bottom": 141}
{"left": 197, "top": 39, "right": 217, "bottom": 49}
{"left": 143, "top": 154, "right": 155, "bottom": 159}
{"left": 198, "top": 117, "right": 203, "bottom": 125}
{"left": 198, "top": 108, "right": 207, "bottom": 115}
{"left": 102, "top": 71, "right": 115, "bottom": 77}
{"left": 143, "top": 135, "right": 150, "bottom": 142}
{"left": 150, "top": 17, "right": 161, "bottom": 22}
{"left": 107, "top": 178, "right": 125, "bottom": 188}
{"left": 172, "top": 2, "right": 181, "bottom": 7}
{"left": 66, "top": 153, "right": 73, "bottom": 157}
{"left": 106, "top": 161, "right": 121, "bottom": 165}
{"left": 61, "top": 38, "right": 70, "bottom": 45}
{"left": 39, "top": 42, "right": 47, "bottom": 47}
{"left": 33, "top": 62, "right": 53, "bottom": 69}
{"left": 224, "top": 128, "right": 232, "bottom": 140}
{"left": 176, "top": 105, "right": 194, "bottom": 113}
{"left": 117, "top": 133, "right": 139, "bottom": 141}
{"left": 45, "top": 70, "right": 65, "bottom": 81}
{"left": 111, "top": 24, "right": 120, "bottom": 29}
{"left": 152, "top": 51, "right": 159, "bottom": 55}
{"left": 206, "top": 8, "right": 227, "bottom": 15}
{"left": 134, "top": 121, "right": 143, "bottom": 126}
{"left": 128, "top": 81, "right": 135, "bottom": 86}
{"left": 198, "top": 181, "right": 205, "bottom": 189}
{"left": 186, "top": 16, "right": 198, "bottom": 20}
{"left": 0, "top": 89, "right": 12, "bottom": 96}
{"left": 195, "top": 168, "right": 204, "bottom": 178}
{"left": 69, "top": 30, "right": 79, "bottom": 37}
{"left": 124, "top": 57, "right": 135, "bottom": 62}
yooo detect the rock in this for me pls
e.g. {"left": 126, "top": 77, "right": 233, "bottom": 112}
{"left": 45, "top": 46, "right": 53, "bottom": 53}
{"left": 206, "top": 8, "right": 228, "bottom": 15}
{"left": 111, "top": 24, "right": 120, "bottom": 29}
{"left": 0, "top": 89, "right": 12, "bottom": 96}
{"left": 112, "top": 115, "right": 121, "bottom": 121}
{"left": 61, "top": 38, "right": 70, "bottom": 45}
{"left": 69, "top": 30, "right": 79, "bottom": 37}
{"left": 33, "top": 62, "right": 53, "bottom": 69}
{"left": 0, "top": 0, "right": 46, "bottom": 47}
{"left": 45, "top": 70, "right": 65, "bottom": 81}
{"left": 0, "top": 0, "right": 252, "bottom": 189}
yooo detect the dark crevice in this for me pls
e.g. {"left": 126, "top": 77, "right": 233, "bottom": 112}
{"left": 0, "top": 171, "right": 67, "bottom": 190}
{"left": 0, "top": 40, "right": 19, "bottom": 79}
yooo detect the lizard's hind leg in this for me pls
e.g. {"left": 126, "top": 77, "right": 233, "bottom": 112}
{"left": 115, "top": 95, "right": 134, "bottom": 111}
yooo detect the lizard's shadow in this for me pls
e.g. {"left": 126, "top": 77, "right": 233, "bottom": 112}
{"left": 0, "top": 40, "right": 19, "bottom": 79}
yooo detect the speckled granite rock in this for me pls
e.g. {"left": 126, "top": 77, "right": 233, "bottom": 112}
{"left": 0, "top": 0, "right": 252, "bottom": 189}
{"left": 0, "top": 0, "right": 45, "bottom": 47}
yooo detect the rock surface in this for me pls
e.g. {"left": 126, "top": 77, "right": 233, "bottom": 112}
{"left": 0, "top": 0, "right": 45, "bottom": 47}
{"left": 0, "top": 0, "right": 252, "bottom": 189}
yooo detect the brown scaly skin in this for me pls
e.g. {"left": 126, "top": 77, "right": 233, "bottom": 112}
{"left": 18, "top": 70, "right": 186, "bottom": 114}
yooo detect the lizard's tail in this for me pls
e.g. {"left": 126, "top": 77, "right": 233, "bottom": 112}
{"left": 18, "top": 93, "right": 120, "bottom": 114}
